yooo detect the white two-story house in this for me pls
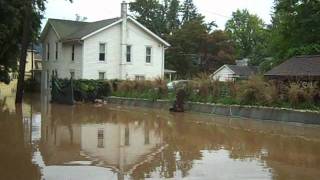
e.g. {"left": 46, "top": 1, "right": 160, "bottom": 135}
{"left": 40, "top": 2, "right": 170, "bottom": 89}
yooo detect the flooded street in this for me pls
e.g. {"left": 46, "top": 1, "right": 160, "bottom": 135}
{"left": 1, "top": 94, "right": 320, "bottom": 180}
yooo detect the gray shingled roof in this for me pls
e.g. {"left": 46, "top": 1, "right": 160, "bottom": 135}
{"left": 265, "top": 55, "right": 320, "bottom": 77}
{"left": 226, "top": 65, "right": 258, "bottom": 76}
{"left": 48, "top": 17, "right": 121, "bottom": 41}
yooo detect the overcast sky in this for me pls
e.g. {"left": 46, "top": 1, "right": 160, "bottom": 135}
{"left": 43, "top": 0, "right": 274, "bottom": 29}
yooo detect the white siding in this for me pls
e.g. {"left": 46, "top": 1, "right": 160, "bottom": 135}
{"left": 43, "top": 18, "right": 166, "bottom": 81}
{"left": 82, "top": 20, "right": 164, "bottom": 80}
{"left": 82, "top": 24, "right": 121, "bottom": 79}
{"left": 42, "top": 27, "right": 83, "bottom": 80}
{"left": 125, "top": 20, "right": 164, "bottom": 80}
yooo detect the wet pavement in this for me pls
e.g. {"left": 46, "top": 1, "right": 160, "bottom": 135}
{"left": 0, "top": 94, "right": 320, "bottom": 180}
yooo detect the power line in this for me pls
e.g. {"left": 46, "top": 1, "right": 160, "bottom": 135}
{"left": 201, "top": 9, "right": 230, "bottom": 19}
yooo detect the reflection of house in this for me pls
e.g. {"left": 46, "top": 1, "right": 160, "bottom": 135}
{"left": 80, "top": 122, "right": 163, "bottom": 172}
{"left": 265, "top": 55, "right": 320, "bottom": 81}
{"left": 211, "top": 65, "right": 258, "bottom": 82}
{"left": 40, "top": 115, "right": 164, "bottom": 176}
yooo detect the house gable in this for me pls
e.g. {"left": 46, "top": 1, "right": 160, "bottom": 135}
{"left": 81, "top": 17, "right": 170, "bottom": 47}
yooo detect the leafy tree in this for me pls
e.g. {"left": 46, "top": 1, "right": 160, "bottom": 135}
{"left": 166, "top": 20, "right": 235, "bottom": 77}
{"left": 165, "top": 19, "right": 207, "bottom": 78}
{"left": 129, "top": 0, "right": 168, "bottom": 36}
{"left": 270, "top": 0, "right": 320, "bottom": 59}
{"left": 0, "top": 0, "right": 72, "bottom": 103}
{"left": 225, "top": 9, "right": 267, "bottom": 64}
{"left": 0, "top": 0, "right": 24, "bottom": 84}
{"left": 200, "top": 30, "right": 236, "bottom": 72}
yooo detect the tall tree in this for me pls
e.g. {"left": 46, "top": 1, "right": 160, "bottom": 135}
{"left": 129, "top": 0, "right": 167, "bottom": 36}
{"left": 180, "top": 0, "right": 202, "bottom": 24}
{"left": 225, "top": 9, "right": 267, "bottom": 63}
{"left": 15, "top": 0, "right": 47, "bottom": 103}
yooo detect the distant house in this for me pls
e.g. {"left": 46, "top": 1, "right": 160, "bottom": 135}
{"left": 265, "top": 55, "right": 320, "bottom": 81}
{"left": 210, "top": 65, "right": 258, "bottom": 82}
{"left": 40, "top": 2, "right": 170, "bottom": 91}
{"left": 26, "top": 49, "right": 42, "bottom": 82}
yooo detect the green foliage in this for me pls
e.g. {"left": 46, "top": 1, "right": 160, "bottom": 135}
{"left": 57, "top": 79, "right": 112, "bottom": 102}
{"left": 166, "top": 22, "right": 235, "bottom": 77}
{"left": 225, "top": 9, "right": 268, "bottom": 63}
{"left": 268, "top": 0, "right": 320, "bottom": 65}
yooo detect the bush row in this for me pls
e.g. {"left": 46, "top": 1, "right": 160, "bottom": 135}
{"left": 54, "top": 77, "right": 320, "bottom": 110}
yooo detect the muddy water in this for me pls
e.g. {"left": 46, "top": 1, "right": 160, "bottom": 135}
{"left": 0, "top": 95, "right": 320, "bottom": 180}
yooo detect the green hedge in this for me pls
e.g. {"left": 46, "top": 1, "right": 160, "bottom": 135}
{"left": 56, "top": 79, "right": 112, "bottom": 102}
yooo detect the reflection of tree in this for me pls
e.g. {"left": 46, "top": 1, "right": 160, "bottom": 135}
{"left": 131, "top": 113, "right": 320, "bottom": 179}
{"left": 0, "top": 103, "right": 41, "bottom": 180}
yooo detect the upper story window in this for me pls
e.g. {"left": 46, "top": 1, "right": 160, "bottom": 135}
{"left": 47, "top": 43, "right": 50, "bottom": 61}
{"left": 99, "top": 72, "right": 105, "bottom": 80}
{"left": 55, "top": 42, "right": 58, "bottom": 60}
{"left": 146, "top": 47, "right": 152, "bottom": 63}
{"left": 71, "top": 44, "right": 75, "bottom": 61}
{"left": 126, "top": 45, "right": 131, "bottom": 63}
{"left": 99, "top": 43, "right": 106, "bottom": 61}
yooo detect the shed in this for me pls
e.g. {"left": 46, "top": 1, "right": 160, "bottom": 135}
{"left": 265, "top": 55, "right": 320, "bottom": 81}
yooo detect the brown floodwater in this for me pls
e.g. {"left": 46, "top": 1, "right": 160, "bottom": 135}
{"left": 0, "top": 94, "right": 320, "bottom": 180}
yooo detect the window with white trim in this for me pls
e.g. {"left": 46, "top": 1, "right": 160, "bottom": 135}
{"left": 99, "top": 72, "right": 105, "bottom": 80}
{"left": 126, "top": 45, "right": 131, "bottom": 62}
{"left": 71, "top": 44, "right": 75, "bottom": 61}
{"left": 146, "top": 47, "right": 152, "bottom": 63}
{"left": 99, "top": 43, "right": 106, "bottom": 61}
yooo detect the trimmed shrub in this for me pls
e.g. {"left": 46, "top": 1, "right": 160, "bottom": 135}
{"left": 56, "top": 79, "right": 112, "bottom": 102}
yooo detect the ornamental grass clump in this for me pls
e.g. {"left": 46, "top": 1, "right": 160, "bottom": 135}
{"left": 114, "top": 79, "right": 168, "bottom": 100}
{"left": 237, "top": 75, "right": 278, "bottom": 105}
{"left": 287, "top": 82, "right": 319, "bottom": 107}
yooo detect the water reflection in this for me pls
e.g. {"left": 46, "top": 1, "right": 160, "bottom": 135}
{"left": 0, "top": 94, "right": 320, "bottom": 180}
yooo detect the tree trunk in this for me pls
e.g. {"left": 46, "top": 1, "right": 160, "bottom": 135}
{"left": 15, "top": 1, "right": 32, "bottom": 104}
